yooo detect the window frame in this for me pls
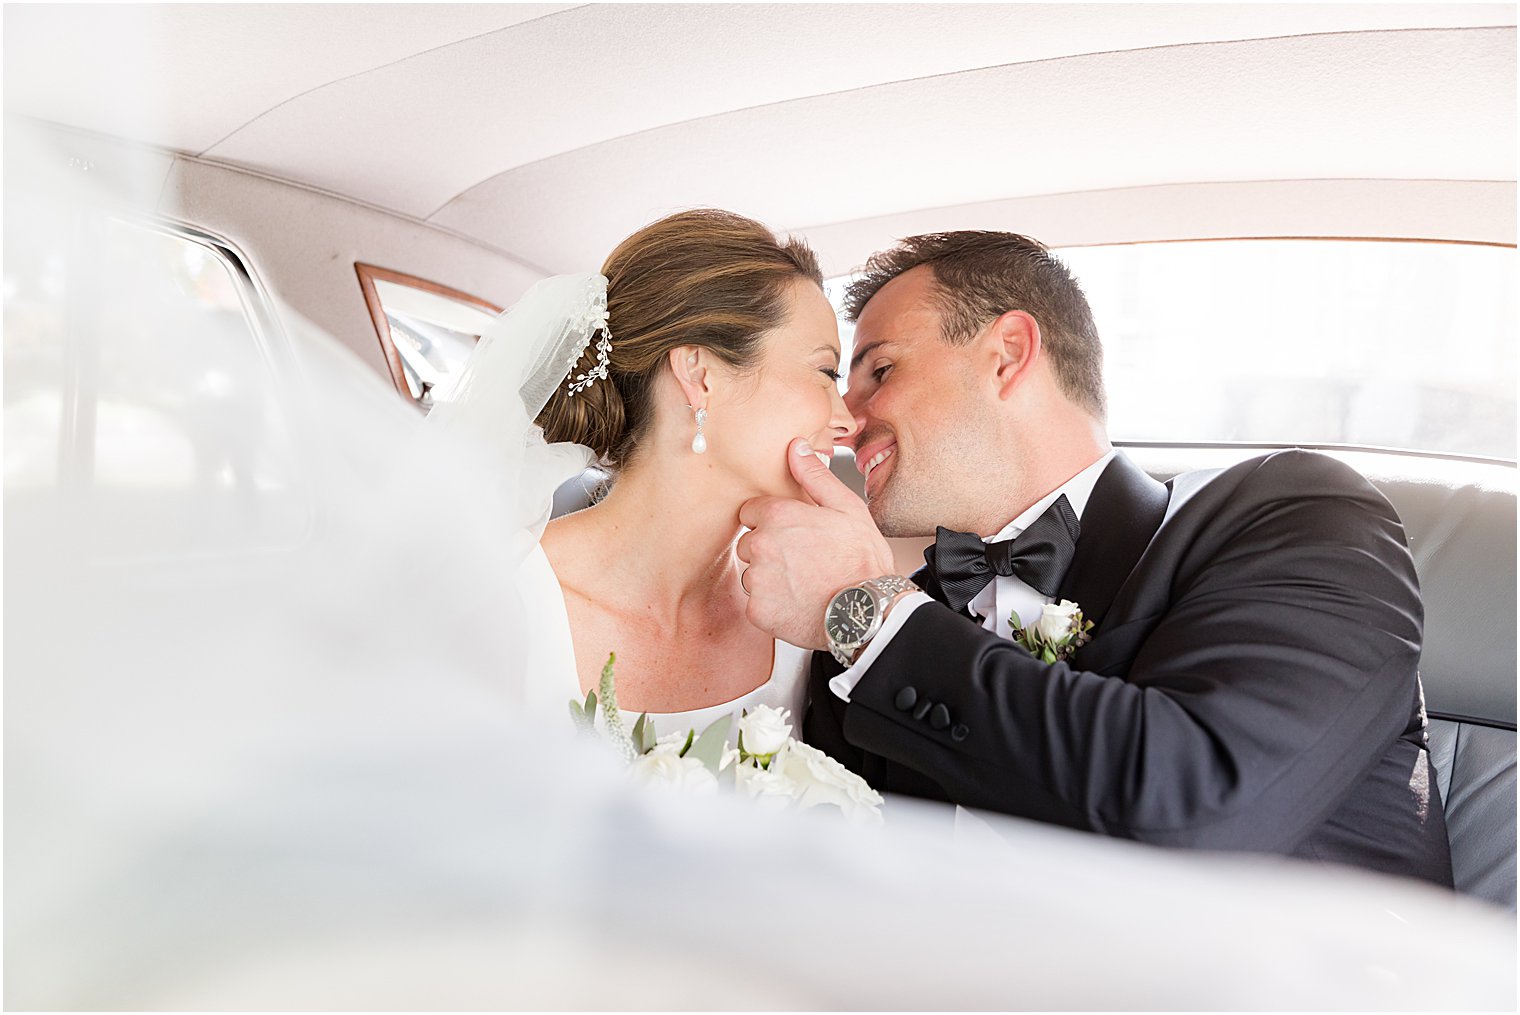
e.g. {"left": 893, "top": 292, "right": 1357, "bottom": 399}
{"left": 112, "top": 214, "right": 286, "bottom": 352}
{"left": 1053, "top": 236, "right": 1513, "bottom": 252}
{"left": 32, "top": 211, "right": 313, "bottom": 564}
{"left": 354, "top": 262, "right": 502, "bottom": 405}
{"left": 59, "top": 213, "right": 290, "bottom": 488}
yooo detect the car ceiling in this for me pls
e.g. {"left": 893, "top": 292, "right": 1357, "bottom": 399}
{"left": 5, "top": 3, "right": 1515, "bottom": 274}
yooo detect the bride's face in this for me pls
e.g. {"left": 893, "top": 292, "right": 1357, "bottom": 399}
{"left": 710, "top": 280, "right": 855, "bottom": 499}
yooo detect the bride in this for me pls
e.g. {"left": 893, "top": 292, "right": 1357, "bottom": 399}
{"left": 435, "top": 209, "right": 854, "bottom": 734}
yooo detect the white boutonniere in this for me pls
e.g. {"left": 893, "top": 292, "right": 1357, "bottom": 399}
{"left": 1010, "top": 599, "right": 1094, "bottom": 663}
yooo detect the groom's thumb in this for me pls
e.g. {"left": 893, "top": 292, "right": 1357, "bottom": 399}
{"left": 788, "top": 438, "right": 856, "bottom": 510}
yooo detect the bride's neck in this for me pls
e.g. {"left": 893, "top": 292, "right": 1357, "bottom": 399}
{"left": 571, "top": 457, "right": 746, "bottom": 608}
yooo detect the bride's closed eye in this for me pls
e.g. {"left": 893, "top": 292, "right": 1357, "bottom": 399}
{"left": 820, "top": 367, "right": 842, "bottom": 382}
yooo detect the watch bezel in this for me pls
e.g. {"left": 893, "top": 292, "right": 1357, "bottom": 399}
{"left": 826, "top": 585, "right": 881, "bottom": 660}
{"left": 824, "top": 576, "right": 915, "bottom": 667}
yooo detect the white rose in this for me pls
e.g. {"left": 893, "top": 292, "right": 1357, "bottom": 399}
{"left": 631, "top": 752, "right": 719, "bottom": 796}
{"left": 648, "top": 730, "right": 692, "bottom": 757}
{"left": 738, "top": 705, "right": 792, "bottom": 758}
{"left": 1035, "top": 599, "right": 1082, "bottom": 643}
{"left": 735, "top": 760, "right": 801, "bottom": 811}
{"left": 775, "top": 740, "right": 883, "bottom": 823}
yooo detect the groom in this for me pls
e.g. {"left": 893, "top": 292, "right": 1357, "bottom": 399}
{"left": 737, "top": 230, "right": 1452, "bottom": 886}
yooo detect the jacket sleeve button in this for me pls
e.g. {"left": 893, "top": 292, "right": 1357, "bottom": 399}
{"left": 912, "top": 699, "right": 933, "bottom": 721}
{"left": 951, "top": 723, "right": 969, "bottom": 742}
{"left": 893, "top": 686, "right": 918, "bottom": 712}
{"left": 930, "top": 704, "right": 951, "bottom": 730}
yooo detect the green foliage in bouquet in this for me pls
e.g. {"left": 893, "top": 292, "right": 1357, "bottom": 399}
{"left": 567, "top": 652, "right": 733, "bottom": 774}
{"left": 568, "top": 654, "right": 882, "bottom": 819}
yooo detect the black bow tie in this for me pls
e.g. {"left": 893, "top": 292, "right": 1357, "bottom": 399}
{"left": 923, "top": 495, "right": 1081, "bottom": 615}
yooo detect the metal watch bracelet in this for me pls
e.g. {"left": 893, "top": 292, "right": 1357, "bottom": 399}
{"left": 848, "top": 575, "right": 919, "bottom": 664}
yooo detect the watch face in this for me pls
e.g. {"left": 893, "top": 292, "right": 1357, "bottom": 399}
{"left": 827, "top": 586, "right": 877, "bottom": 647}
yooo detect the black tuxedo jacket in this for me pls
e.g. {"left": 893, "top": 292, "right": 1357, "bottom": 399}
{"left": 804, "top": 450, "right": 1453, "bottom": 886}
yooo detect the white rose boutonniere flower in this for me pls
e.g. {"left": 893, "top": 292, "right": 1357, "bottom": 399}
{"left": 1035, "top": 599, "right": 1082, "bottom": 642}
{"left": 1011, "top": 599, "right": 1094, "bottom": 664}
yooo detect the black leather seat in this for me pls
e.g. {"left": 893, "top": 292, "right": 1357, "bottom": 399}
{"left": 1102, "top": 447, "right": 1517, "bottom": 910}
{"left": 1374, "top": 468, "right": 1516, "bottom": 909}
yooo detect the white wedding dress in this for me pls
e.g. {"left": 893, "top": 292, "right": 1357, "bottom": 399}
{"left": 518, "top": 544, "right": 811, "bottom": 737}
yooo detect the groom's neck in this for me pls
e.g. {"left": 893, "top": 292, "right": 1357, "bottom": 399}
{"left": 982, "top": 413, "right": 1112, "bottom": 536}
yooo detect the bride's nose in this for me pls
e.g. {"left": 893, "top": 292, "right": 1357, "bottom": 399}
{"left": 828, "top": 385, "right": 858, "bottom": 445}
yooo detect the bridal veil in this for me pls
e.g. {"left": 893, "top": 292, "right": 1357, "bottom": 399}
{"left": 5, "top": 123, "right": 1513, "bottom": 1009}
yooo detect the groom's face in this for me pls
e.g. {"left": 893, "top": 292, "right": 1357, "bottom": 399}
{"left": 844, "top": 267, "right": 999, "bottom": 537}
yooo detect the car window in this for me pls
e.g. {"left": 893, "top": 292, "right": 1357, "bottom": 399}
{"left": 829, "top": 239, "right": 1516, "bottom": 461}
{"left": 355, "top": 264, "right": 501, "bottom": 411}
{"left": 4, "top": 214, "right": 306, "bottom": 558}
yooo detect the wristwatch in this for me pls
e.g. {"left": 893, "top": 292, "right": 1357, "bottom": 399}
{"left": 824, "top": 575, "right": 919, "bottom": 667}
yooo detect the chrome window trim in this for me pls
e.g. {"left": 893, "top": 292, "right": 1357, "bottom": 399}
{"left": 114, "top": 213, "right": 293, "bottom": 372}
{"left": 1114, "top": 440, "right": 1516, "bottom": 469}
{"left": 78, "top": 213, "right": 316, "bottom": 564}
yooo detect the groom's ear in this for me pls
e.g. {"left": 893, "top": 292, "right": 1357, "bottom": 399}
{"left": 990, "top": 310, "right": 1042, "bottom": 401}
{"left": 668, "top": 346, "right": 712, "bottom": 406}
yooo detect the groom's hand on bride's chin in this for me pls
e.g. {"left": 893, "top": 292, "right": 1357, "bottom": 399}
{"left": 736, "top": 439, "right": 895, "bottom": 650}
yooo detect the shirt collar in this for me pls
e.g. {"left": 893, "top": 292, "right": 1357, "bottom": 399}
{"left": 984, "top": 449, "right": 1116, "bottom": 543}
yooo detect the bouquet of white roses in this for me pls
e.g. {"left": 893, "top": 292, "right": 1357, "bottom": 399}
{"left": 570, "top": 654, "right": 883, "bottom": 823}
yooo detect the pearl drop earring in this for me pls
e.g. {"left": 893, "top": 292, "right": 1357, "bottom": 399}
{"left": 691, "top": 407, "right": 708, "bottom": 454}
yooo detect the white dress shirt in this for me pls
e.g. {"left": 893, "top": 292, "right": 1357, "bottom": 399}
{"left": 830, "top": 450, "right": 1115, "bottom": 702}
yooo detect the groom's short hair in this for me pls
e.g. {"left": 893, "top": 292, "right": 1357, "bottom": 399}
{"left": 844, "top": 232, "right": 1107, "bottom": 420}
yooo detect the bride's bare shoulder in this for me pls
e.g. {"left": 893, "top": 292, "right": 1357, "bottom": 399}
{"left": 541, "top": 510, "right": 605, "bottom": 600}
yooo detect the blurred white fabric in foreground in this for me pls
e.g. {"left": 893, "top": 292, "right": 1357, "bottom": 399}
{"left": 5, "top": 119, "right": 1515, "bottom": 1011}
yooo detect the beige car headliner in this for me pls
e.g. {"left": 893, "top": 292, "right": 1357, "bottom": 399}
{"left": 5, "top": 4, "right": 1514, "bottom": 275}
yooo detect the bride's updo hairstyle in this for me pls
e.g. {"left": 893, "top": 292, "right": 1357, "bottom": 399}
{"left": 537, "top": 209, "right": 823, "bottom": 470}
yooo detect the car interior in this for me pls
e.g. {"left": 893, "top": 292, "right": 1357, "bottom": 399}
{"left": 6, "top": 0, "right": 1514, "bottom": 926}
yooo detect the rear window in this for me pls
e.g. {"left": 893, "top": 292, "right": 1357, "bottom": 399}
{"left": 830, "top": 239, "right": 1517, "bottom": 461}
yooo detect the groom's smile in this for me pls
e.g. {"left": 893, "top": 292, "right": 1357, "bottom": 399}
{"left": 856, "top": 439, "right": 896, "bottom": 492}
{"left": 843, "top": 266, "right": 1005, "bottom": 537}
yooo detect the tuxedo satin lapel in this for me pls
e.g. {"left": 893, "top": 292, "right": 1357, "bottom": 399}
{"left": 1056, "top": 453, "right": 1170, "bottom": 632}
